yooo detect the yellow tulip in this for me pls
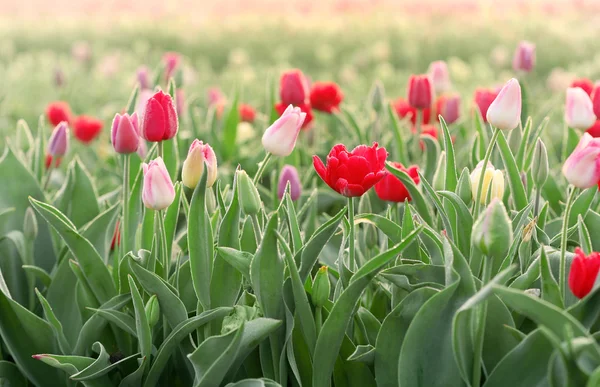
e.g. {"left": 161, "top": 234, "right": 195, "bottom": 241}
{"left": 470, "top": 162, "right": 504, "bottom": 205}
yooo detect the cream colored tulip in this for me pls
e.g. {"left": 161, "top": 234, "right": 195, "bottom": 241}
{"left": 470, "top": 162, "right": 505, "bottom": 204}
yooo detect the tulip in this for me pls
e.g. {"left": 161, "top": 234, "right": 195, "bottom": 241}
{"left": 280, "top": 69, "right": 309, "bottom": 106}
{"left": 407, "top": 74, "right": 434, "bottom": 110}
{"left": 23, "top": 207, "right": 38, "bottom": 241}
{"left": 310, "top": 81, "right": 344, "bottom": 113}
{"left": 471, "top": 198, "right": 513, "bottom": 260}
{"left": 136, "top": 89, "right": 153, "bottom": 119}
{"left": 587, "top": 121, "right": 600, "bottom": 138}
{"left": 262, "top": 105, "right": 306, "bottom": 156}
{"left": 436, "top": 94, "right": 461, "bottom": 124}
{"left": 571, "top": 78, "right": 594, "bottom": 96}
{"left": 136, "top": 66, "right": 151, "bottom": 90}
{"left": 162, "top": 52, "right": 181, "bottom": 80}
{"left": 392, "top": 98, "right": 431, "bottom": 125}
{"left": 473, "top": 88, "right": 499, "bottom": 122}
{"left": 562, "top": 132, "right": 600, "bottom": 188}
{"left": 312, "top": 266, "right": 331, "bottom": 308}
{"left": 239, "top": 104, "right": 256, "bottom": 123}
{"left": 207, "top": 87, "right": 226, "bottom": 106}
{"left": 71, "top": 41, "right": 91, "bottom": 63}
{"left": 46, "top": 101, "right": 72, "bottom": 126}
{"left": 237, "top": 170, "right": 262, "bottom": 215}
{"left": 591, "top": 82, "right": 600, "bottom": 118}
{"left": 565, "top": 87, "right": 596, "bottom": 130}
{"left": 111, "top": 113, "right": 139, "bottom": 154}
{"left": 569, "top": 247, "right": 600, "bottom": 299}
{"left": 512, "top": 41, "right": 536, "bottom": 72}
{"left": 137, "top": 139, "right": 148, "bottom": 159}
{"left": 486, "top": 78, "right": 522, "bottom": 131}
{"left": 181, "top": 139, "right": 218, "bottom": 189}
{"left": 369, "top": 80, "right": 386, "bottom": 111}
{"left": 276, "top": 102, "right": 313, "bottom": 130}
{"left": 47, "top": 122, "right": 69, "bottom": 157}
{"left": 175, "top": 89, "right": 186, "bottom": 117}
{"left": 45, "top": 155, "right": 61, "bottom": 169}
{"left": 428, "top": 61, "right": 451, "bottom": 94}
{"left": 374, "top": 162, "right": 419, "bottom": 202}
{"left": 73, "top": 115, "right": 103, "bottom": 144}
{"left": 470, "top": 161, "right": 505, "bottom": 204}
{"left": 313, "top": 142, "right": 388, "bottom": 197}
{"left": 532, "top": 139, "right": 549, "bottom": 189}
{"left": 142, "top": 157, "right": 176, "bottom": 210}
{"left": 278, "top": 165, "right": 302, "bottom": 201}
{"left": 141, "top": 90, "right": 178, "bottom": 142}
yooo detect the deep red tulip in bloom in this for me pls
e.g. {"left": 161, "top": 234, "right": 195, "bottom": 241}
{"left": 73, "top": 115, "right": 103, "bottom": 144}
{"left": 280, "top": 69, "right": 309, "bottom": 106}
{"left": 407, "top": 75, "right": 434, "bottom": 110}
{"left": 473, "top": 88, "right": 499, "bottom": 122}
{"left": 569, "top": 247, "right": 600, "bottom": 298}
{"left": 393, "top": 98, "right": 431, "bottom": 125}
{"left": 375, "top": 162, "right": 419, "bottom": 203}
{"left": 571, "top": 78, "right": 594, "bottom": 96}
{"left": 141, "top": 90, "right": 178, "bottom": 142}
{"left": 239, "top": 104, "right": 256, "bottom": 123}
{"left": 436, "top": 94, "right": 461, "bottom": 124}
{"left": 46, "top": 101, "right": 72, "bottom": 126}
{"left": 313, "top": 143, "right": 388, "bottom": 197}
{"left": 310, "top": 81, "right": 344, "bottom": 113}
{"left": 587, "top": 121, "right": 600, "bottom": 138}
{"left": 275, "top": 102, "right": 313, "bottom": 129}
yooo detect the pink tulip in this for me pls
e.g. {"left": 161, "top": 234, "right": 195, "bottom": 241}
{"left": 261, "top": 105, "right": 306, "bottom": 156}
{"left": 137, "top": 66, "right": 151, "bottom": 90}
{"left": 207, "top": 87, "right": 226, "bottom": 106}
{"left": 162, "top": 52, "right": 181, "bottom": 81}
{"left": 280, "top": 69, "right": 310, "bottom": 106}
{"left": 176, "top": 89, "right": 186, "bottom": 117}
{"left": 428, "top": 61, "right": 451, "bottom": 94}
{"left": 278, "top": 165, "right": 301, "bottom": 201}
{"left": 47, "top": 122, "right": 69, "bottom": 157}
{"left": 512, "top": 41, "right": 536, "bottom": 72}
{"left": 437, "top": 94, "right": 461, "bottom": 125}
{"left": 407, "top": 75, "right": 434, "bottom": 110}
{"left": 111, "top": 113, "right": 140, "bottom": 154}
{"left": 562, "top": 133, "right": 600, "bottom": 188}
{"left": 141, "top": 90, "right": 178, "bottom": 142}
{"left": 182, "top": 139, "right": 218, "bottom": 189}
{"left": 565, "top": 87, "right": 597, "bottom": 130}
{"left": 142, "top": 157, "right": 176, "bottom": 210}
{"left": 486, "top": 78, "right": 522, "bottom": 131}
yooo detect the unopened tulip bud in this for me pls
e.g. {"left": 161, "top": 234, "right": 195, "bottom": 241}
{"left": 24, "top": 207, "right": 38, "bottom": 240}
{"left": 436, "top": 94, "right": 460, "bottom": 125}
{"left": 237, "top": 170, "right": 262, "bottom": 215}
{"left": 428, "top": 61, "right": 451, "bottom": 94}
{"left": 407, "top": 74, "right": 434, "bottom": 109}
{"left": 278, "top": 165, "right": 301, "bottom": 201}
{"left": 47, "top": 122, "right": 69, "bottom": 157}
{"left": 142, "top": 157, "right": 175, "bottom": 210}
{"left": 562, "top": 133, "right": 600, "bottom": 188}
{"left": 280, "top": 69, "right": 309, "bottom": 105}
{"left": 433, "top": 151, "right": 446, "bottom": 191}
{"left": 312, "top": 266, "right": 331, "bottom": 308}
{"left": 261, "top": 105, "right": 306, "bottom": 156}
{"left": 472, "top": 198, "right": 513, "bottom": 260}
{"left": 111, "top": 113, "right": 139, "bottom": 154}
{"left": 182, "top": 139, "right": 218, "bottom": 189}
{"left": 486, "top": 78, "right": 521, "bottom": 131}
{"left": 470, "top": 162, "right": 505, "bottom": 204}
{"left": 565, "top": 87, "right": 597, "bottom": 130}
{"left": 457, "top": 167, "right": 472, "bottom": 205}
{"left": 368, "top": 80, "right": 386, "bottom": 111}
{"left": 532, "top": 139, "right": 549, "bottom": 188}
{"left": 145, "top": 295, "right": 160, "bottom": 327}
{"left": 141, "top": 90, "right": 178, "bottom": 142}
{"left": 136, "top": 66, "right": 151, "bottom": 90}
{"left": 512, "top": 41, "right": 536, "bottom": 73}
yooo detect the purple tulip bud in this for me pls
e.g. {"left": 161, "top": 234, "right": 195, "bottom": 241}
{"left": 278, "top": 165, "right": 302, "bottom": 201}
{"left": 47, "top": 122, "right": 69, "bottom": 157}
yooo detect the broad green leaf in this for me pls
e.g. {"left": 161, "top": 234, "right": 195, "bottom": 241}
{"left": 35, "top": 288, "right": 72, "bottom": 354}
{"left": 386, "top": 163, "right": 433, "bottom": 226}
{"left": 421, "top": 135, "right": 440, "bottom": 184}
{"left": 496, "top": 131, "right": 528, "bottom": 210}
{"left": 128, "top": 275, "right": 152, "bottom": 359}
{"left": 440, "top": 117, "right": 458, "bottom": 191}
{"left": 164, "top": 182, "right": 183, "bottom": 261}
{"left": 0, "top": 360, "right": 27, "bottom": 386}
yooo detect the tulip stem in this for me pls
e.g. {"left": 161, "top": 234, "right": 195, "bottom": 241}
{"left": 348, "top": 197, "right": 356, "bottom": 270}
{"left": 473, "top": 128, "right": 500, "bottom": 218}
{"left": 315, "top": 306, "right": 323, "bottom": 336}
{"left": 251, "top": 213, "right": 262, "bottom": 246}
{"left": 157, "top": 210, "right": 169, "bottom": 280}
{"left": 472, "top": 257, "right": 492, "bottom": 387}
{"left": 560, "top": 185, "right": 577, "bottom": 301}
{"left": 121, "top": 154, "right": 130, "bottom": 261}
{"left": 413, "top": 109, "right": 422, "bottom": 162}
{"left": 158, "top": 141, "right": 164, "bottom": 159}
{"left": 253, "top": 152, "right": 272, "bottom": 185}
{"left": 42, "top": 165, "right": 53, "bottom": 191}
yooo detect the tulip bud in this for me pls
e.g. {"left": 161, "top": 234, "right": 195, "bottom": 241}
{"left": 142, "top": 157, "right": 176, "bottom": 210}
{"left": 457, "top": 167, "right": 472, "bottom": 205}
{"left": 562, "top": 132, "right": 600, "bottom": 188}
{"left": 428, "top": 61, "right": 451, "bottom": 94}
{"left": 237, "top": 170, "right": 262, "bottom": 215}
{"left": 280, "top": 69, "right": 309, "bottom": 106}
{"left": 278, "top": 165, "right": 301, "bottom": 201}
{"left": 433, "top": 151, "right": 446, "bottom": 191}
{"left": 486, "top": 78, "right": 521, "bottom": 131}
{"left": 566, "top": 87, "right": 597, "bottom": 130}
{"left": 207, "top": 87, "right": 226, "bottom": 106}
{"left": 569, "top": 248, "right": 600, "bottom": 299}
{"left": 532, "top": 139, "right": 549, "bottom": 188}
{"left": 111, "top": 113, "right": 139, "bottom": 154}
{"left": 512, "top": 41, "right": 536, "bottom": 73}
{"left": 407, "top": 74, "right": 434, "bottom": 109}
{"left": 47, "top": 122, "right": 69, "bottom": 157}
{"left": 311, "top": 266, "right": 331, "bottom": 308}
{"left": 162, "top": 52, "right": 181, "bottom": 81}
{"left": 136, "top": 66, "right": 151, "bottom": 90}
{"left": 471, "top": 198, "right": 513, "bottom": 260}
{"left": 141, "top": 90, "right": 178, "bottom": 142}
{"left": 261, "top": 105, "right": 306, "bottom": 156}
{"left": 23, "top": 207, "right": 38, "bottom": 240}
{"left": 436, "top": 94, "right": 460, "bottom": 125}
{"left": 182, "top": 139, "right": 218, "bottom": 189}
{"left": 368, "top": 80, "right": 386, "bottom": 111}
{"left": 470, "top": 161, "right": 505, "bottom": 205}
{"left": 144, "top": 295, "right": 160, "bottom": 327}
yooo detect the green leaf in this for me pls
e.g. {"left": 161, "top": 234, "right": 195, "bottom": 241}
{"left": 386, "top": 163, "right": 433, "bottom": 226}
{"left": 89, "top": 307, "right": 137, "bottom": 337}
{"left": 217, "top": 247, "right": 253, "bottom": 279}
{"left": 127, "top": 275, "right": 152, "bottom": 359}
{"left": 387, "top": 102, "right": 408, "bottom": 165}
{"left": 440, "top": 117, "right": 458, "bottom": 191}
{"left": 284, "top": 193, "right": 303, "bottom": 254}
{"left": 569, "top": 188, "right": 596, "bottom": 227}
{"left": 126, "top": 84, "right": 140, "bottom": 115}
{"left": 35, "top": 288, "right": 72, "bottom": 354}
{"left": 355, "top": 213, "right": 402, "bottom": 243}
{"left": 421, "top": 135, "right": 440, "bottom": 184}
{"left": 540, "top": 247, "right": 564, "bottom": 308}
{"left": 496, "top": 131, "right": 528, "bottom": 210}
{"left": 120, "top": 357, "right": 148, "bottom": 387}
{"left": 165, "top": 182, "right": 183, "bottom": 261}
{"left": 0, "top": 360, "right": 27, "bottom": 386}
{"left": 222, "top": 90, "right": 240, "bottom": 160}
{"left": 577, "top": 215, "right": 593, "bottom": 255}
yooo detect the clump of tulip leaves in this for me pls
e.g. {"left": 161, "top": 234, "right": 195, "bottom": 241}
{"left": 2, "top": 83, "right": 600, "bottom": 387}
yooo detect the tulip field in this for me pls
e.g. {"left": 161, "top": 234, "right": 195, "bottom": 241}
{"left": 4, "top": 2, "right": 600, "bottom": 386}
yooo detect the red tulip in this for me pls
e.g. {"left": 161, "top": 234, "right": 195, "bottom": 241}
{"left": 141, "top": 90, "right": 178, "bottom": 142}
{"left": 569, "top": 247, "right": 600, "bottom": 299}
{"left": 591, "top": 82, "right": 600, "bottom": 118}
{"left": 313, "top": 142, "right": 388, "bottom": 197}
{"left": 46, "top": 101, "right": 72, "bottom": 126}
{"left": 45, "top": 154, "right": 61, "bottom": 169}
{"left": 407, "top": 74, "right": 434, "bottom": 110}
{"left": 280, "top": 69, "right": 309, "bottom": 106}
{"left": 392, "top": 98, "right": 431, "bottom": 125}
{"left": 586, "top": 121, "right": 600, "bottom": 138}
{"left": 310, "top": 81, "right": 344, "bottom": 113}
{"left": 111, "top": 220, "right": 121, "bottom": 251}
{"left": 435, "top": 94, "right": 461, "bottom": 124}
{"left": 375, "top": 162, "right": 419, "bottom": 202}
{"left": 275, "top": 102, "right": 313, "bottom": 129}
{"left": 571, "top": 78, "right": 594, "bottom": 96}
{"left": 73, "top": 115, "right": 103, "bottom": 144}
{"left": 239, "top": 104, "right": 256, "bottom": 123}
{"left": 412, "top": 124, "right": 439, "bottom": 150}
{"left": 473, "top": 88, "right": 499, "bottom": 122}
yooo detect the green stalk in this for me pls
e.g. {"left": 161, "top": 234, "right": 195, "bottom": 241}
{"left": 560, "top": 185, "right": 577, "bottom": 301}
{"left": 473, "top": 128, "right": 501, "bottom": 218}
{"left": 348, "top": 197, "right": 356, "bottom": 270}
{"left": 120, "top": 154, "right": 131, "bottom": 262}
{"left": 158, "top": 140, "right": 164, "bottom": 159}
{"left": 472, "top": 257, "right": 492, "bottom": 387}
{"left": 413, "top": 108, "right": 422, "bottom": 161}
{"left": 157, "top": 210, "right": 169, "bottom": 281}
{"left": 315, "top": 307, "right": 323, "bottom": 336}
{"left": 253, "top": 152, "right": 273, "bottom": 185}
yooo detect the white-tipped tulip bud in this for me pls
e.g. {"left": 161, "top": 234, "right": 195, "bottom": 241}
{"left": 182, "top": 139, "right": 218, "bottom": 189}
{"left": 565, "top": 87, "right": 596, "bottom": 130}
{"left": 141, "top": 157, "right": 176, "bottom": 210}
{"left": 261, "top": 105, "right": 306, "bottom": 156}
{"left": 486, "top": 78, "right": 522, "bottom": 131}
